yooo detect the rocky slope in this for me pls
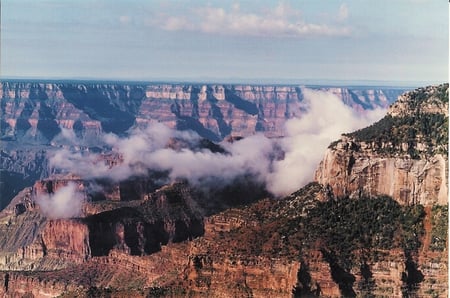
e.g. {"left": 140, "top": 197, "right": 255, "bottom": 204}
{"left": 0, "top": 83, "right": 447, "bottom": 297}
{"left": 0, "top": 80, "right": 407, "bottom": 210}
{"left": 0, "top": 183, "right": 446, "bottom": 297}
{"left": 315, "top": 83, "right": 449, "bottom": 205}
{"left": 0, "top": 170, "right": 266, "bottom": 268}
{"left": 0, "top": 149, "right": 49, "bottom": 210}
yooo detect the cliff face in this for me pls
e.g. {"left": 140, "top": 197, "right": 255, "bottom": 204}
{"left": 315, "top": 138, "right": 448, "bottom": 205}
{"left": 1, "top": 81, "right": 405, "bottom": 142}
{"left": 315, "top": 84, "right": 449, "bottom": 205}
{"left": 1, "top": 83, "right": 103, "bottom": 144}
{"left": 0, "top": 181, "right": 202, "bottom": 270}
{"left": 0, "top": 174, "right": 267, "bottom": 272}
{"left": 0, "top": 80, "right": 406, "bottom": 209}
{"left": 0, "top": 83, "right": 447, "bottom": 297}
{"left": 0, "top": 149, "right": 49, "bottom": 210}
{"left": 309, "top": 84, "right": 448, "bottom": 297}
{"left": 0, "top": 185, "right": 91, "bottom": 271}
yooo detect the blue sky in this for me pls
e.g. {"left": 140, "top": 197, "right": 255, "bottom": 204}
{"left": 1, "top": 0, "right": 448, "bottom": 85}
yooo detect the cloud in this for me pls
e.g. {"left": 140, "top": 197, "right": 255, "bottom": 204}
{"left": 51, "top": 127, "right": 79, "bottom": 146}
{"left": 48, "top": 123, "right": 275, "bottom": 191}
{"left": 148, "top": 2, "right": 351, "bottom": 37}
{"left": 337, "top": 3, "right": 349, "bottom": 22}
{"left": 59, "top": 127, "right": 78, "bottom": 142}
{"left": 48, "top": 149, "right": 114, "bottom": 180}
{"left": 48, "top": 88, "right": 386, "bottom": 198}
{"left": 50, "top": 125, "right": 103, "bottom": 147}
{"left": 266, "top": 88, "right": 385, "bottom": 196}
{"left": 36, "top": 183, "right": 84, "bottom": 219}
{"left": 144, "top": 133, "right": 274, "bottom": 186}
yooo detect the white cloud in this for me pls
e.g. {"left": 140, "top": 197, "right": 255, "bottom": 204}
{"left": 337, "top": 3, "right": 349, "bottom": 22}
{"left": 49, "top": 89, "right": 386, "bottom": 198}
{"left": 149, "top": 2, "right": 352, "bottom": 37}
{"left": 266, "top": 88, "right": 385, "bottom": 196}
{"left": 162, "top": 16, "right": 195, "bottom": 31}
{"left": 36, "top": 183, "right": 84, "bottom": 219}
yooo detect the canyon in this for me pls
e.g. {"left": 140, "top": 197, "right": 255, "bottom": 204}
{"left": 1, "top": 81, "right": 403, "bottom": 141}
{"left": 0, "top": 181, "right": 447, "bottom": 297}
{"left": 0, "top": 81, "right": 447, "bottom": 297}
{"left": 0, "top": 81, "right": 406, "bottom": 209}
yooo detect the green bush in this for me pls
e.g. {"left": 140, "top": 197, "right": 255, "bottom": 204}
{"left": 346, "top": 113, "right": 448, "bottom": 158}
{"left": 430, "top": 205, "right": 448, "bottom": 251}
{"left": 302, "top": 196, "right": 425, "bottom": 269}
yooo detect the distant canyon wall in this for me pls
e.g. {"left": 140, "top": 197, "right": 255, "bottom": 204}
{"left": 1, "top": 81, "right": 406, "bottom": 142}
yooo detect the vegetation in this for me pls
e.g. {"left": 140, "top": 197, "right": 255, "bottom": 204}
{"left": 214, "top": 184, "right": 426, "bottom": 273}
{"left": 338, "top": 84, "right": 449, "bottom": 158}
{"left": 430, "top": 205, "right": 448, "bottom": 251}
{"left": 303, "top": 196, "right": 425, "bottom": 270}
{"left": 435, "top": 83, "right": 449, "bottom": 103}
{"left": 346, "top": 113, "right": 448, "bottom": 157}
{"left": 401, "top": 83, "right": 448, "bottom": 109}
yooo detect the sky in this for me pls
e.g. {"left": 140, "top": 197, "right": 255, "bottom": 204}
{"left": 1, "top": 0, "right": 448, "bottom": 85}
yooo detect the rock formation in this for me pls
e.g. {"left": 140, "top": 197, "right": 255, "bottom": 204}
{"left": 1, "top": 181, "right": 446, "bottom": 297}
{"left": 0, "top": 82, "right": 447, "bottom": 297}
{"left": 315, "top": 83, "right": 449, "bottom": 206}
{"left": 0, "top": 80, "right": 406, "bottom": 210}
{"left": 1, "top": 81, "right": 404, "bottom": 142}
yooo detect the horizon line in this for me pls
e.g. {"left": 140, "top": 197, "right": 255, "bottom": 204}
{"left": 1, "top": 75, "right": 445, "bottom": 88}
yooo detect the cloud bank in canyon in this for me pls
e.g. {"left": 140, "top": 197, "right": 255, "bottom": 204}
{"left": 48, "top": 88, "right": 385, "bottom": 199}
{"left": 36, "top": 183, "right": 84, "bottom": 219}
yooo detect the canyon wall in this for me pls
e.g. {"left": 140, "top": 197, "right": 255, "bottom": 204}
{"left": 1, "top": 81, "right": 405, "bottom": 142}
{"left": 315, "top": 84, "right": 448, "bottom": 206}
{"left": 0, "top": 83, "right": 447, "bottom": 297}
{"left": 315, "top": 138, "right": 448, "bottom": 205}
{"left": 0, "top": 180, "right": 447, "bottom": 297}
{"left": 310, "top": 84, "right": 448, "bottom": 297}
{"left": 0, "top": 80, "right": 407, "bottom": 209}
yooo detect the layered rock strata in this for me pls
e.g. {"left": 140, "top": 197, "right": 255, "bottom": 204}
{"left": 0, "top": 84, "right": 447, "bottom": 297}
{"left": 1, "top": 81, "right": 406, "bottom": 142}
{"left": 0, "top": 80, "right": 406, "bottom": 209}
{"left": 0, "top": 178, "right": 447, "bottom": 297}
{"left": 315, "top": 138, "right": 448, "bottom": 205}
{"left": 315, "top": 84, "right": 449, "bottom": 205}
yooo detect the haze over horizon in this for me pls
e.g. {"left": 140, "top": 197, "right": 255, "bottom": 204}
{"left": 1, "top": 1, "right": 448, "bottom": 85}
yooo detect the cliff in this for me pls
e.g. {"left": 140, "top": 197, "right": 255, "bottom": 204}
{"left": 1, "top": 182, "right": 446, "bottom": 297}
{"left": 0, "top": 80, "right": 406, "bottom": 210}
{"left": 0, "top": 83, "right": 447, "bottom": 297}
{"left": 309, "top": 84, "right": 448, "bottom": 297}
{"left": 0, "top": 149, "right": 49, "bottom": 210}
{"left": 1, "top": 81, "right": 405, "bottom": 143}
{"left": 0, "top": 172, "right": 267, "bottom": 271}
{"left": 315, "top": 84, "right": 449, "bottom": 205}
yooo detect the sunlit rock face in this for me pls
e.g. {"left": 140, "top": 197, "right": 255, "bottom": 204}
{"left": 315, "top": 139, "right": 448, "bottom": 206}
{"left": 315, "top": 84, "right": 449, "bottom": 206}
{"left": 1, "top": 180, "right": 447, "bottom": 297}
{"left": 136, "top": 84, "right": 403, "bottom": 140}
{"left": 0, "top": 175, "right": 265, "bottom": 270}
